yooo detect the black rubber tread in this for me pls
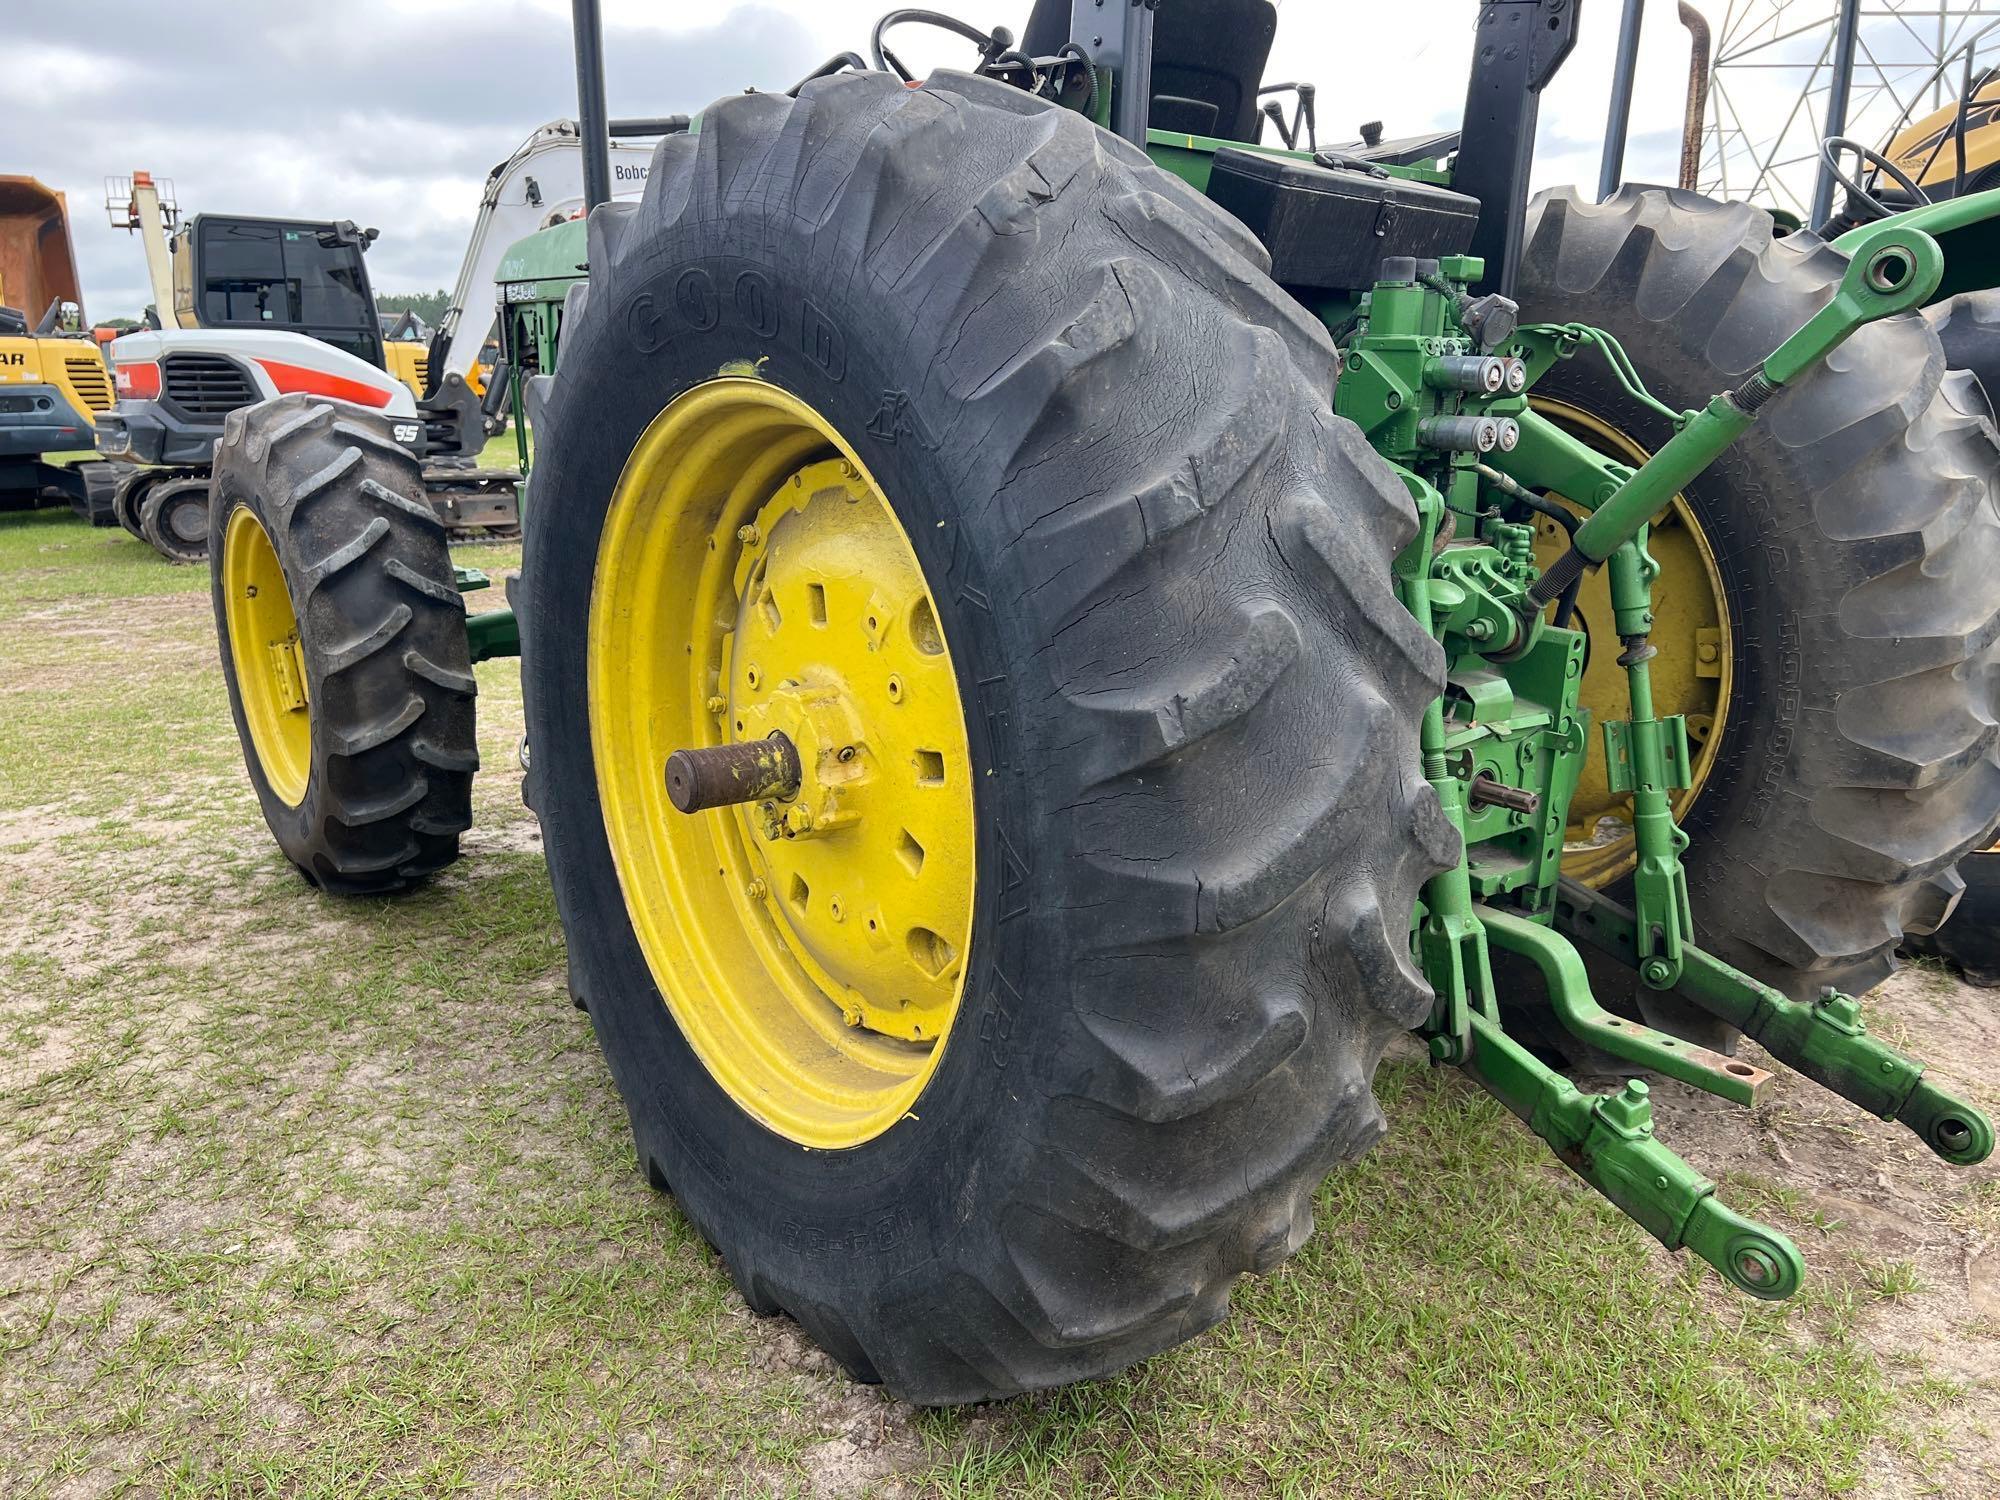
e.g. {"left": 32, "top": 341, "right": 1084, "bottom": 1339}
{"left": 139, "top": 476, "right": 211, "bottom": 564}
{"left": 1517, "top": 185, "right": 2000, "bottom": 1002}
{"left": 114, "top": 465, "right": 208, "bottom": 542}
{"left": 210, "top": 394, "right": 478, "bottom": 896}
{"left": 1918, "top": 293, "right": 2000, "bottom": 980}
{"left": 1929, "top": 290, "right": 2000, "bottom": 417}
{"left": 1906, "top": 849, "right": 2000, "bottom": 985}
{"left": 111, "top": 467, "right": 158, "bottom": 540}
{"left": 72, "top": 461, "right": 124, "bottom": 526}
{"left": 522, "top": 70, "right": 1452, "bottom": 1405}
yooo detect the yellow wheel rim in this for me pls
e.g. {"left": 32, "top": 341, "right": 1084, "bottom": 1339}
{"left": 1532, "top": 398, "right": 1735, "bottom": 888}
{"left": 221, "top": 504, "right": 311, "bottom": 807}
{"left": 590, "top": 378, "right": 976, "bottom": 1149}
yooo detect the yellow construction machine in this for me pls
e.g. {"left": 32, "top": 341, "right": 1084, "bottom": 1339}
{"left": 1882, "top": 70, "right": 2000, "bottom": 200}
{"left": 0, "top": 176, "right": 121, "bottom": 521}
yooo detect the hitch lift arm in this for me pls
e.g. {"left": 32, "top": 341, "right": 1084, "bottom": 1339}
{"left": 1527, "top": 220, "right": 1945, "bottom": 607}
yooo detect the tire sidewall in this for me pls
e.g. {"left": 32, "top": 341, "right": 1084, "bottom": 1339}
{"left": 114, "top": 470, "right": 155, "bottom": 539}
{"left": 526, "top": 210, "right": 1075, "bottom": 1293}
{"left": 209, "top": 482, "right": 321, "bottom": 862}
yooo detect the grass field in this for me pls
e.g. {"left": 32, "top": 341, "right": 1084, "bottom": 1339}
{"left": 2, "top": 505, "right": 1997, "bottom": 1497}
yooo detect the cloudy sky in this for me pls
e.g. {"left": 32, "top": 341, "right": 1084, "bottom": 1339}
{"left": 4, "top": 0, "right": 1832, "bottom": 322}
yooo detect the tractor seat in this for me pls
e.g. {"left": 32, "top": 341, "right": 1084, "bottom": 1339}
{"left": 1024, "top": 0, "right": 1280, "bottom": 143}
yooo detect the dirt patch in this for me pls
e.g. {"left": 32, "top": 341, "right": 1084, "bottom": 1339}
{"left": 2, "top": 515, "right": 1996, "bottom": 1497}
{"left": 1601, "top": 965, "right": 2000, "bottom": 1498}
{"left": 10, "top": 590, "right": 212, "bottom": 639}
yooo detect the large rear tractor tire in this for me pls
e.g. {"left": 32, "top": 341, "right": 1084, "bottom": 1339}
{"left": 211, "top": 395, "right": 478, "bottom": 895}
{"left": 1910, "top": 292, "right": 2000, "bottom": 985}
{"left": 1929, "top": 289, "right": 2000, "bottom": 409}
{"left": 1907, "top": 848, "right": 2000, "bottom": 986}
{"left": 521, "top": 71, "right": 1453, "bottom": 1404}
{"left": 1516, "top": 186, "right": 2000, "bottom": 1006}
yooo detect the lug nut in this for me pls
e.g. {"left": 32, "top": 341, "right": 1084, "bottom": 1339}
{"left": 736, "top": 523, "right": 760, "bottom": 546}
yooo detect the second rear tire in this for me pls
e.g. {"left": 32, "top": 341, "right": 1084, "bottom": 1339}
{"left": 140, "top": 476, "right": 211, "bottom": 563}
{"left": 211, "top": 395, "right": 479, "bottom": 895}
{"left": 1518, "top": 186, "right": 2000, "bottom": 1004}
{"left": 1907, "top": 849, "right": 2000, "bottom": 986}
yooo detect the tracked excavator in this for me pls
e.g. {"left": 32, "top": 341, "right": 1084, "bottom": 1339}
{"left": 95, "top": 120, "right": 670, "bottom": 561}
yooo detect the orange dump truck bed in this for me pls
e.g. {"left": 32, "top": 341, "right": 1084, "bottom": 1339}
{"left": 0, "top": 175, "right": 83, "bottom": 319}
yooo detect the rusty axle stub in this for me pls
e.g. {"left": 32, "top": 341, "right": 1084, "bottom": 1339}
{"left": 665, "top": 731, "right": 803, "bottom": 813}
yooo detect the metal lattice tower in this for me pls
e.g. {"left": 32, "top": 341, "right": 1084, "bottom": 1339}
{"left": 1698, "top": 0, "right": 2000, "bottom": 220}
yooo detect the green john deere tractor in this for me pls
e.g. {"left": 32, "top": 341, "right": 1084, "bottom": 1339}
{"left": 206, "top": 0, "right": 1999, "bottom": 1403}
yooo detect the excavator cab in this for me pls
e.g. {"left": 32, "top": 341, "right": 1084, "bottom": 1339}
{"left": 170, "top": 215, "right": 387, "bottom": 371}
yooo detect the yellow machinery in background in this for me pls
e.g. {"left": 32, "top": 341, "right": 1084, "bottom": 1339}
{"left": 374, "top": 319, "right": 492, "bottom": 404}
{"left": 378, "top": 307, "right": 432, "bottom": 402}
{"left": 1883, "top": 71, "right": 2000, "bottom": 199}
{"left": 0, "top": 175, "right": 120, "bottom": 520}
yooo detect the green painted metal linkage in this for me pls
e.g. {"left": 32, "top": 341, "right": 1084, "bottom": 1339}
{"left": 1528, "top": 219, "right": 1945, "bottom": 605}
{"left": 466, "top": 608, "right": 520, "bottom": 664}
{"left": 1351, "top": 232, "right": 1988, "bottom": 1305}
{"left": 1457, "top": 1005, "right": 1804, "bottom": 1299}
{"left": 1477, "top": 906, "right": 1771, "bottom": 1106}
{"left": 453, "top": 566, "right": 521, "bottom": 664}
{"left": 1557, "top": 882, "right": 1995, "bottom": 1167}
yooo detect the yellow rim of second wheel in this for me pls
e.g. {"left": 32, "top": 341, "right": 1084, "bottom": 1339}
{"left": 1532, "top": 397, "right": 1736, "bottom": 888}
{"left": 221, "top": 504, "right": 311, "bottom": 808}
{"left": 589, "top": 378, "right": 976, "bottom": 1149}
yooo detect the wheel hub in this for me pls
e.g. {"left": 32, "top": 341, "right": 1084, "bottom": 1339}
{"left": 723, "top": 461, "right": 967, "bottom": 1042}
{"left": 165, "top": 490, "right": 208, "bottom": 543}
{"left": 590, "top": 379, "right": 975, "bottom": 1148}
